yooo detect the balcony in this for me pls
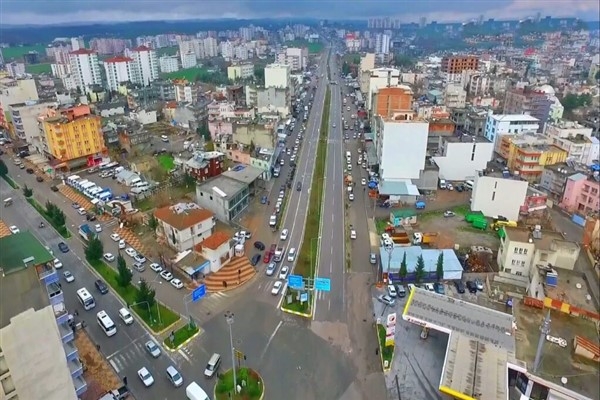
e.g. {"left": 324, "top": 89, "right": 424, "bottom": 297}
{"left": 63, "top": 340, "right": 79, "bottom": 361}
{"left": 68, "top": 358, "right": 83, "bottom": 378}
{"left": 46, "top": 282, "right": 64, "bottom": 305}
{"left": 58, "top": 321, "right": 75, "bottom": 344}
{"left": 55, "top": 306, "right": 69, "bottom": 326}
{"left": 74, "top": 375, "right": 87, "bottom": 397}
{"left": 36, "top": 263, "right": 58, "bottom": 283}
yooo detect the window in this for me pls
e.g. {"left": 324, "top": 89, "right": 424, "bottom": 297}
{"left": 523, "top": 249, "right": 528, "bottom": 255}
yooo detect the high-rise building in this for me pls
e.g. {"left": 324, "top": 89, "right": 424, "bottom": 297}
{"left": 6, "top": 62, "right": 26, "bottom": 78}
{"left": 104, "top": 56, "right": 134, "bottom": 91}
{"left": 264, "top": 63, "right": 291, "bottom": 90}
{"left": 441, "top": 55, "right": 479, "bottom": 82}
{"left": 275, "top": 47, "right": 308, "bottom": 71}
{"left": 203, "top": 37, "right": 219, "bottom": 58}
{"left": 70, "top": 37, "right": 85, "bottom": 51}
{"left": 375, "top": 33, "right": 391, "bottom": 55}
{"left": 181, "top": 52, "right": 197, "bottom": 69}
{"left": 159, "top": 55, "right": 180, "bottom": 73}
{"left": 68, "top": 49, "right": 102, "bottom": 93}
{"left": 0, "top": 78, "right": 39, "bottom": 131}
{"left": 220, "top": 41, "right": 234, "bottom": 60}
{"left": 129, "top": 46, "right": 159, "bottom": 86}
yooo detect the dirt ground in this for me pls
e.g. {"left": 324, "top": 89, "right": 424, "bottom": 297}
{"left": 418, "top": 211, "right": 501, "bottom": 250}
{"left": 76, "top": 330, "right": 123, "bottom": 400}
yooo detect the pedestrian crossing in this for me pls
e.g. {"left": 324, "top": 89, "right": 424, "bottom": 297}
{"left": 186, "top": 292, "right": 233, "bottom": 326}
{"left": 106, "top": 337, "right": 154, "bottom": 374}
{"left": 255, "top": 279, "right": 330, "bottom": 300}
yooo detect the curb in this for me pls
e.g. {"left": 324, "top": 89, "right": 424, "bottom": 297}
{"left": 213, "top": 368, "right": 265, "bottom": 400}
{"left": 280, "top": 304, "right": 312, "bottom": 318}
{"left": 375, "top": 323, "right": 394, "bottom": 373}
{"left": 162, "top": 326, "right": 203, "bottom": 352}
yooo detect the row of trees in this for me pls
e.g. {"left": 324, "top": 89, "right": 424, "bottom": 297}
{"left": 0, "top": 159, "right": 7, "bottom": 177}
{"left": 45, "top": 201, "right": 66, "bottom": 227}
{"left": 396, "top": 252, "right": 444, "bottom": 283}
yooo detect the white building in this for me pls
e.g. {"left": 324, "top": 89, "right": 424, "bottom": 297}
{"left": 129, "top": 45, "right": 158, "bottom": 86}
{"left": 179, "top": 39, "right": 202, "bottom": 60}
{"left": 432, "top": 135, "right": 494, "bottom": 181}
{"left": 6, "top": 62, "right": 26, "bottom": 78}
{"left": 444, "top": 83, "right": 467, "bottom": 108}
{"left": 68, "top": 49, "right": 102, "bottom": 93}
{"left": 70, "top": 37, "right": 85, "bottom": 51}
{"left": 181, "top": 52, "right": 197, "bottom": 69}
{"left": 159, "top": 55, "right": 180, "bottom": 73}
{"left": 276, "top": 47, "right": 308, "bottom": 71}
{"left": 103, "top": 56, "right": 134, "bottom": 91}
{"left": 174, "top": 81, "right": 198, "bottom": 104}
{"left": 153, "top": 203, "right": 216, "bottom": 252}
{"left": 375, "top": 33, "right": 391, "bottom": 55}
{"left": 470, "top": 175, "right": 529, "bottom": 221}
{"left": 544, "top": 120, "right": 599, "bottom": 165}
{"left": 227, "top": 63, "right": 255, "bottom": 81}
{"left": 366, "top": 68, "right": 400, "bottom": 110}
{"left": 220, "top": 41, "right": 234, "bottom": 60}
{"left": 203, "top": 37, "right": 219, "bottom": 58}
{"left": 483, "top": 111, "right": 540, "bottom": 149}
{"left": 264, "top": 63, "right": 291, "bottom": 90}
{"left": 51, "top": 63, "right": 71, "bottom": 78}
{"left": 359, "top": 53, "right": 375, "bottom": 94}
{"left": 234, "top": 44, "right": 249, "bottom": 61}
{"left": 8, "top": 100, "right": 55, "bottom": 153}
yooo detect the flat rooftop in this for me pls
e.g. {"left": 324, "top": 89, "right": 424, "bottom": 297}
{"left": 0, "top": 231, "right": 54, "bottom": 275}
{"left": 0, "top": 307, "right": 78, "bottom": 400}
{"left": 504, "top": 227, "right": 579, "bottom": 252}
{"left": 222, "top": 164, "right": 264, "bottom": 184}
{"left": 198, "top": 175, "right": 247, "bottom": 198}
{"left": 445, "top": 134, "right": 491, "bottom": 143}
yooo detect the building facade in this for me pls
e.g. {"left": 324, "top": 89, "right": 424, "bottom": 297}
{"left": 0, "top": 77, "right": 39, "bottom": 131}
{"left": 159, "top": 55, "right": 180, "bottom": 73}
{"left": 501, "top": 134, "right": 568, "bottom": 181}
{"left": 561, "top": 173, "right": 600, "bottom": 215}
{"left": 8, "top": 100, "right": 54, "bottom": 153}
{"left": 129, "top": 46, "right": 159, "bottom": 86}
{"left": 441, "top": 55, "right": 479, "bottom": 82}
{"left": 433, "top": 135, "right": 494, "bottom": 181}
{"left": 227, "top": 63, "right": 255, "bottom": 81}
{"left": 544, "top": 120, "right": 599, "bottom": 166}
{"left": 103, "top": 56, "right": 134, "bottom": 91}
{"left": 68, "top": 49, "right": 102, "bottom": 93}
{"left": 483, "top": 112, "right": 540, "bottom": 149}
{"left": 471, "top": 175, "right": 529, "bottom": 221}
{"left": 154, "top": 203, "right": 216, "bottom": 252}
{"left": 264, "top": 63, "right": 291, "bottom": 90}
{"left": 371, "top": 85, "right": 413, "bottom": 118}
{"left": 366, "top": 68, "right": 400, "bottom": 111}
{"left": 195, "top": 175, "right": 250, "bottom": 222}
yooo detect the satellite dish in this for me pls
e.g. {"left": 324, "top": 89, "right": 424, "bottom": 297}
{"left": 576, "top": 283, "right": 582, "bottom": 289}
{"left": 561, "top": 377, "right": 568, "bottom": 385}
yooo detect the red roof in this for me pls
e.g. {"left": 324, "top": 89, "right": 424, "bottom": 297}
{"left": 202, "top": 232, "right": 230, "bottom": 250}
{"left": 70, "top": 48, "right": 95, "bottom": 55}
{"left": 105, "top": 56, "right": 133, "bottom": 63}
{"left": 133, "top": 45, "right": 151, "bottom": 52}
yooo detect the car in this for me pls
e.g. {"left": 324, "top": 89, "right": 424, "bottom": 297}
{"left": 150, "top": 263, "right": 163, "bottom": 273}
{"left": 280, "top": 229, "right": 289, "bottom": 241}
{"left": 58, "top": 242, "right": 69, "bottom": 253}
{"left": 9, "top": 225, "right": 20, "bottom": 234}
{"left": 36, "top": 176, "right": 44, "bottom": 182}
{"left": 160, "top": 270, "right": 173, "bottom": 281}
{"left": 377, "top": 294, "right": 396, "bottom": 307}
{"left": 369, "top": 253, "right": 377, "bottom": 264}
{"left": 263, "top": 251, "right": 271, "bottom": 264}
{"left": 103, "top": 253, "right": 115, "bottom": 262}
{"left": 63, "top": 271, "right": 75, "bottom": 282}
{"left": 133, "top": 262, "right": 145, "bottom": 272}
{"left": 332, "top": 123, "right": 336, "bottom": 128}
{"left": 260, "top": 195, "right": 268, "bottom": 204}
{"left": 347, "top": 164, "right": 352, "bottom": 171}
{"left": 137, "top": 367, "right": 154, "bottom": 387}
{"left": 254, "top": 241, "right": 265, "bottom": 251}
{"left": 250, "top": 253, "right": 261, "bottom": 266}
{"left": 110, "top": 233, "right": 121, "bottom": 242}
{"left": 443, "top": 210, "right": 455, "bottom": 218}
{"left": 475, "top": 279, "right": 484, "bottom": 291}
{"left": 50, "top": 185, "right": 59, "bottom": 192}
{"left": 94, "top": 224, "right": 102, "bottom": 232}
{"left": 361, "top": 178, "right": 367, "bottom": 186}
{"left": 125, "top": 247, "right": 137, "bottom": 258}
{"left": 466, "top": 281, "right": 478, "bottom": 294}
{"left": 433, "top": 282, "right": 445, "bottom": 294}
{"left": 145, "top": 340, "right": 161, "bottom": 358}
{"left": 86, "top": 213, "right": 96, "bottom": 221}
{"left": 95, "top": 279, "right": 108, "bottom": 294}
{"left": 72, "top": 202, "right": 81, "bottom": 209}
{"left": 279, "top": 265, "right": 290, "bottom": 280}
{"left": 271, "top": 281, "right": 283, "bottom": 295}
{"left": 424, "top": 283, "right": 435, "bottom": 292}
{"left": 170, "top": 278, "right": 184, "bottom": 289}
{"left": 350, "top": 229, "right": 357, "bottom": 239}
{"left": 265, "top": 263, "right": 277, "bottom": 276}
{"left": 166, "top": 365, "right": 184, "bottom": 387}
{"left": 118, "top": 240, "right": 126, "bottom": 249}
{"left": 77, "top": 207, "right": 87, "bottom": 215}
{"left": 296, "top": 181, "right": 302, "bottom": 191}
{"left": 348, "top": 193, "right": 354, "bottom": 201}
{"left": 287, "top": 248, "right": 297, "bottom": 262}
{"left": 133, "top": 254, "right": 147, "bottom": 263}
{"left": 387, "top": 284, "right": 397, "bottom": 297}
{"left": 19, "top": 164, "right": 25, "bottom": 169}
{"left": 454, "top": 280, "right": 466, "bottom": 294}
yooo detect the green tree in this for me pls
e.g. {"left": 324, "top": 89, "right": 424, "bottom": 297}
{"left": 148, "top": 214, "right": 158, "bottom": 235}
{"left": 52, "top": 207, "right": 66, "bottom": 227}
{"left": 253, "top": 66, "right": 265, "bottom": 84}
{"left": 22, "top": 185, "right": 33, "bottom": 198}
{"left": 414, "top": 255, "right": 426, "bottom": 283}
{"left": 399, "top": 252, "right": 408, "bottom": 281}
{"left": 204, "top": 141, "right": 215, "bottom": 151}
{"left": 341, "top": 61, "right": 351, "bottom": 76}
{"left": 561, "top": 93, "right": 592, "bottom": 112}
{"left": 84, "top": 236, "right": 104, "bottom": 262}
{"left": 0, "top": 159, "right": 8, "bottom": 176}
{"left": 196, "top": 121, "right": 211, "bottom": 142}
{"left": 136, "top": 278, "right": 156, "bottom": 307}
{"left": 436, "top": 252, "right": 444, "bottom": 281}
{"left": 595, "top": 70, "right": 600, "bottom": 81}
{"left": 116, "top": 254, "right": 132, "bottom": 287}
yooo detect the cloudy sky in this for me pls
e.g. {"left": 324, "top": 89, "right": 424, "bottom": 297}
{"left": 1, "top": 0, "right": 598, "bottom": 25}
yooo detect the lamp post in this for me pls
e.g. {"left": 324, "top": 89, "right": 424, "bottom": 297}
{"left": 310, "top": 236, "right": 321, "bottom": 278}
{"left": 225, "top": 311, "right": 237, "bottom": 395}
{"left": 384, "top": 245, "right": 394, "bottom": 285}
{"left": 129, "top": 301, "right": 161, "bottom": 326}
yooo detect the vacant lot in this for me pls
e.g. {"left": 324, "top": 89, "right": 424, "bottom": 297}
{"left": 25, "top": 63, "right": 52, "bottom": 74}
{"left": 2, "top": 45, "right": 47, "bottom": 60}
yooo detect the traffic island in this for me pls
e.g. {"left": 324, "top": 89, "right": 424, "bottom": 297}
{"left": 377, "top": 324, "right": 394, "bottom": 372}
{"left": 214, "top": 367, "right": 264, "bottom": 400}
{"left": 163, "top": 321, "right": 201, "bottom": 351}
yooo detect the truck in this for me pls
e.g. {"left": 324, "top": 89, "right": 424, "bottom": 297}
{"left": 97, "top": 385, "right": 130, "bottom": 400}
{"left": 412, "top": 232, "right": 438, "bottom": 245}
{"left": 465, "top": 211, "right": 484, "bottom": 223}
{"left": 79, "top": 224, "right": 96, "bottom": 241}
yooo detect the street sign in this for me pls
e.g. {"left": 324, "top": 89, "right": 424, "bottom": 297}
{"left": 288, "top": 274, "right": 303, "bottom": 289}
{"left": 300, "top": 292, "right": 309, "bottom": 303}
{"left": 314, "top": 277, "right": 331, "bottom": 291}
{"left": 192, "top": 284, "right": 206, "bottom": 302}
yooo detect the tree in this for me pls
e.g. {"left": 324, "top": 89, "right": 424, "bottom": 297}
{"left": 0, "top": 159, "right": 8, "bottom": 176}
{"left": 436, "top": 252, "right": 444, "bottom": 281}
{"left": 595, "top": 70, "right": 600, "bottom": 81}
{"left": 22, "top": 185, "right": 33, "bottom": 198}
{"left": 196, "top": 122, "right": 211, "bottom": 142}
{"left": 85, "top": 236, "right": 104, "bottom": 262}
{"left": 116, "top": 254, "right": 132, "bottom": 287}
{"left": 414, "top": 255, "right": 426, "bottom": 283}
{"left": 148, "top": 213, "right": 159, "bottom": 235}
{"left": 341, "top": 61, "right": 351, "bottom": 76}
{"left": 136, "top": 278, "right": 156, "bottom": 307}
{"left": 398, "top": 252, "right": 408, "bottom": 281}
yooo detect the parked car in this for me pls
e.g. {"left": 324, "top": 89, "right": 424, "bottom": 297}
{"left": 254, "top": 241, "right": 265, "bottom": 251}
{"left": 160, "top": 270, "right": 173, "bottom": 281}
{"left": 454, "top": 280, "right": 466, "bottom": 294}
{"left": 443, "top": 210, "right": 455, "bottom": 218}
{"left": 433, "top": 282, "right": 445, "bottom": 295}
{"left": 150, "top": 263, "right": 163, "bottom": 273}
{"left": 250, "top": 254, "right": 261, "bottom": 266}
{"left": 387, "top": 284, "right": 397, "bottom": 297}
{"left": 103, "top": 253, "right": 115, "bottom": 262}
{"left": 377, "top": 294, "right": 395, "bottom": 307}
{"left": 110, "top": 233, "right": 121, "bottom": 242}
{"left": 466, "top": 281, "right": 478, "bottom": 294}
{"left": 125, "top": 247, "right": 137, "bottom": 258}
{"left": 369, "top": 253, "right": 377, "bottom": 264}
{"left": 170, "top": 279, "right": 184, "bottom": 289}
{"left": 475, "top": 279, "right": 484, "bottom": 291}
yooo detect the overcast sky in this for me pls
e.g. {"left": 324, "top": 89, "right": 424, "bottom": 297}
{"left": 1, "top": 0, "right": 598, "bottom": 26}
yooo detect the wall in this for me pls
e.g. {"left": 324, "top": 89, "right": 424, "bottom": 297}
{"left": 208, "top": 120, "right": 233, "bottom": 140}
{"left": 471, "top": 175, "right": 528, "bottom": 221}
{"left": 433, "top": 140, "right": 494, "bottom": 181}
{"left": 497, "top": 236, "right": 534, "bottom": 276}
{"left": 379, "top": 120, "right": 428, "bottom": 180}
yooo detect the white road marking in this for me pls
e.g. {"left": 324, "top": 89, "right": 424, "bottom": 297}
{"left": 178, "top": 349, "right": 192, "bottom": 363}
{"left": 109, "top": 359, "right": 120, "bottom": 373}
{"left": 259, "top": 320, "right": 283, "bottom": 363}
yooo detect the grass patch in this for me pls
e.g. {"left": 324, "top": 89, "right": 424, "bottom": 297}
{"left": 156, "top": 46, "right": 178, "bottom": 56}
{"left": 285, "top": 40, "right": 324, "bottom": 54}
{"left": 26, "top": 197, "right": 71, "bottom": 238}
{"left": 375, "top": 218, "right": 390, "bottom": 234}
{"left": 161, "top": 66, "right": 208, "bottom": 80}
{"left": 133, "top": 196, "right": 154, "bottom": 212}
{"left": 418, "top": 204, "right": 472, "bottom": 222}
{"left": 157, "top": 154, "right": 175, "bottom": 171}
{"left": 25, "top": 63, "right": 52, "bottom": 75}
{"left": 1, "top": 174, "right": 19, "bottom": 189}
{"left": 1, "top": 45, "right": 47, "bottom": 61}
{"left": 215, "top": 367, "right": 264, "bottom": 400}
{"left": 377, "top": 324, "right": 395, "bottom": 368}
{"left": 281, "top": 289, "right": 311, "bottom": 314}
{"left": 163, "top": 323, "right": 199, "bottom": 349}
{"left": 88, "top": 259, "right": 180, "bottom": 332}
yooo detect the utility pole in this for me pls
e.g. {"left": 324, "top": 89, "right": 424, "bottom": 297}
{"left": 533, "top": 309, "right": 551, "bottom": 373}
{"left": 225, "top": 311, "right": 237, "bottom": 395}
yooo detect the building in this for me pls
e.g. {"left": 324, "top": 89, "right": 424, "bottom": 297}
{"left": 159, "top": 55, "right": 180, "bottom": 73}
{"left": 374, "top": 33, "right": 391, "bottom": 60}
{"left": 256, "top": 87, "right": 289, "bottom": 117}
{"left": 129, "top": 46, "right": 159, "bottom": 86}
{"left": 264, "top": 63, "right": 291, "bottom": 90}
{"left": 103, "top": 56, "right": 134, "bottom": 91}
{"left": 433, "top": 134, "right": 494, "bottom": 181}
{"left": 174, "top": 79, "right": 198, "bottom": 104}
{"left": 196, "top": 175, "right": 250, "bottom": 222}
{"left": 71, "top": 36, "right": 85, "bottom": 51}
{"left": 444, "top": 84, "right": 467, "bottom": 108}
{"left": 561, "top": 172, "right": 600, "bottom": 215}
{"left": 501, "top": 133, "right": 568, "bottom": 181}
{"left": 154, "top": 202, "right": 215, "bottom": 252}
{"left": 181, "top": 52, "right": 197, "bottom": 69}
{"left": 441, "top": 55, "right": 479, "bottom": 82}
{"left": 275, "top": 47, "right": 308, "bottom": 71}
{"left": 503, "top": 85, "right": 564, "bottom": 131}
{"left": 68, "top": 49, "right": 102, "bottom": 93}
{"left": 89, "top": 38, "right": 130, "bottom": 55}
{"left": 497, "top": 227, "right": 580, "bottom": 279}
{"left": 483, "top": 112, "right": 540, "bottom": 149}
{"left": 0, "top": 77, "right": 39, "bottom": 131}
{"left": 371, "top": 85, "right": 413, "bottom": 118}
{"left": 540, "top": 163, "right": 582, "bottom": 199}
{"left": 470, "top": 174, "right": 529, "bottom": 221}
{"left": 544, "top": 120, "right": 599, "bottom": 165}
{"left": 366, "top": 68, "right": 400, "bottom": 111}
{"left": 344, "top": 34, "right": 361, "bottom": 53}
{"left": 6, "top": 62, "right": 26, "bottom": 78}
{"left": 39, "top": 104, "right": 106, "bottom": 168}
{"left": 227, "top": 63, "right": 255, "bottom": 81}
{"left": 51, "top": 63, "right": 71, "bottom": 78}
{"left": 520, "top": 187, "right": 548, "bottom": 216}
{"left": 0, "top": 232, "right": 86, "bottom": 398}
{"left": 359, "top": 53, "right": 375, "bottom": 94}
{"left": 182, "top": 151, "right": 225, "bottom": 181}
{"left": 198, "top": 231, "right": 234, "bottom": 273}
{"left": 8, "top": 100, "right": 55, "bottom": 153}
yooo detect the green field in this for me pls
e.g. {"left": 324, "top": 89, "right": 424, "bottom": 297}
{"left": 157, "top": 154, "right": 175, "bottom": 171}
{"left": 285, "top": 40, "right": 324, "bottom": 54}
{"left": 156, "top": 46, "right": 178, "bottom": 56}
{"left": 1, "top": 45, "right": 47, "bottom": 61}
{"left": 162, "top": 66, "right": 209, "bottom": 81}
{"left": 25, "top": 63, "right": 52, "bottom": 75}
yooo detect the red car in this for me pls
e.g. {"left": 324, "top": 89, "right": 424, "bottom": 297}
{"left": 263, "top": 251, "right": 271, "bottom": 263}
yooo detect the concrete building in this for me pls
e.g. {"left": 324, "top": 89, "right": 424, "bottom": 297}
{"left": 181, "top": 151, "right": 225, "bottom": 182}
{"left": 174, "top": 79, "right": 198, "bottom": 104}
{"left": 153, "top": 202, "right": 216, "bottom": 252}
{"left": 371, "top": 85, "right": 413, "bottom": 118}
{"left": 159, "top": 55, "right": 180, "bottom": 73}
{"left": 441, "top": 55, "right": 479, "bottom": 82}
{"left": 8, "top": 100, "right": 55, "bottom": 153}
{"left": 0, "top": 77, "right": 39, "bottom": 131}
{"left": 276, "top": 47, "right": 308, "bottom": 71}
{"left": 471, "top": 174, "right": 529, "bottom": 221}
{"left": 433, "top": 134, "right": 494, "bottom": 181}
{"left": 198, "top": 231, "right": 234, "bottom": 273}
{"left": 366, "top": 68, "right": 400, "bottom": 111}
{"left": 359, "top": 53, "right": 375, "bottom": 94}
{"left": 0, "top": 232, "right": 86, "bottom": 398}
{"left": 68, "top": 49, "right": 102, "bottom": 93}
{"left": 561, "top": 172, "right": 600, "bottom": 215}
{"left": 264, "top": 63, "right": 291, "bottom": 90}
{"left": 503, "top": 84, "right": 564, "bottom": 132}
{"left": 444, "top": 84, "right": 467, "bottom": 108}
{"left": 483, "top": 112, "right": 540, "bottom": 150}
{"left": 539, "top": 163, "right": 582, "bottom": 199}
{"left": 181, "top": 52, "right": 197, "bottom": 69}
{"left": 6, "top": 62, "right": 26, "bottom": 78}
{"left": 227, "top": 63, "right": 255, "bottom": 81}
{"left": 51, "top": 63, "right": 71, "bottom": 78}
{"left": 103, "top": 56, "right": 134, "bottom": 91}
{"left": 129, "top": 45, "right": 159, "bottom": 86}
{"left": 256, "top": 87, "right": 289, "bottom": 117}
{"left": 195, "top": 175, "right": 250, "bottom": 222}
{"left": 544, "top": 120, "right": 599, "bottom": 165}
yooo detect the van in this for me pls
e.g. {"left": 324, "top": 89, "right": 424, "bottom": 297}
{"left": 465, "top": 180, "right": 474, "bottom": 190}
{"left": 204, "top": 353, "right": 221, "bottom": 378}
{"left": 397, "top": 285, "right": 407, "bottom": 298}
{"left": 439, "top": 179, "right": 447, "bottom": 189}
{"left": 186, "top": 382, "right": 210, "bottom": 400}
{"left": 118, "top": 307, "right": 134, "bottom": 325}
{"left": 131, "top": 187, "right": 149, "bottom": 194}
{"left": 129, "top": 177, "right": 142, "bottom": 186}
{"left": 269, "top": 215, "right": 277, "bottom": 227}
{"left": 133, "top": 181, "right": 149, "bottom": 188}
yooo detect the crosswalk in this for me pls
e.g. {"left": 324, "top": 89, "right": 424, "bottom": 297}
{"left": 255, "top": 279, "right": 330, "bottom": 301}
{"left": 107, "top": 337, "right": 154, "bottom": 374}
{"left": 186, "top": 292, "right": 233, "bottom": 326}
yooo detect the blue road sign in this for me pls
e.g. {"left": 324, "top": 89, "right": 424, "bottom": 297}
{"left": 288, "top": 274, "right": 303, "bottom": 289}
{"left": 314, "top": 277, "right": 331, "bottom": 291}
{"left": 192, "top": 284, "right": 206, "bottom": 302}
{"left": 300, "top": 292, "right": 309, "bottom": 302}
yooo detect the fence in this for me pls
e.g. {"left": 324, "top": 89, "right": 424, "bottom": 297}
{"left": 522, "top": 296, "right": 600, "bottom": 322}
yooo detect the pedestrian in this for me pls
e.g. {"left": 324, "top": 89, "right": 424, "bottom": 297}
{"left": 123, "top": 376, "right": 128, "bottom": 386}
{"left": 74, "top": 309, "right": 79, "bottom": 316}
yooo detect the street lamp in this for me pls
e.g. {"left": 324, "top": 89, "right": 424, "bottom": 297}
{"left": 310, "top": 236, "right": 321, "bottom": 277}
{"left": 225, "top": 311, "right": 237, "bottom": 395}
{"left": 384, "top": 245, "right": 394, "bottom": 285}
{"left": 129, "top": 301, "right": 162, "bottom": 326}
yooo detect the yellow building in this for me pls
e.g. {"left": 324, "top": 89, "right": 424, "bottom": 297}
{"left": 39, "top": 104, "right": 106, "bottom": 169}
{"left": 502, "top": 134, "right": 567, "bottom": 181}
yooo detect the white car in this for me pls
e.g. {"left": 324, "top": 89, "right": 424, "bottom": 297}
{"left": 110, "top": 233, "right": 121, "bottom": 242}
{"left": 77, "top": 207, "right": 87, "bottom": 215}
{"left": 361, "top": 178, "right": 367, "bottom": 186}
{"left": 350, "top": 229, "right": 357, "bottom": 239}
{"left": 279, "top": 266, "right": 290, "bottom": 280}
{"left": 133, "top": 254, "right": 146, "bottom": 263}
{"left": 103, "top": 253, "right": 115, "bottom": 262}
{"left": 160, "top": 270, "right": 173, "bottom": 281}
{"left": 125, "top": 247, "right": 137, "bottom": 258}
{"left": 348, "top": 193, "right": 354, "bottom": 201}
{"left": 332, "top": 123, "right": 336, "bottom": 128}
{"left": 271, "top": 281, "right": 283, "bottom": 295}
{"left": 287, "top": 248, "right": 297, "bottom": 262}
{"left": 63, "top": 271, "right": 75, "bottom": 282}
{"left": 118, "top": 239, "right": 126, "bottom": 249}
{"left": 95, "top": 224, "right": 102, "bottom": 233}
{"left": 9, "top": 225, "right": 20, "bottom": 234}
{"left": 387, "top": 284, "right": 398, "bottom": 297}
{"left": 150, "top": 263, "right": 163, "bottom": 273}
{"left": 170, "top": 279, "right": 184, "bottom": 289}
{"left": 137, "top": 367, "right": 154, "bottom": 387}
{"left": 280, "top": 229, "right": 289, "bottom": 241}
{"left": 53, "top": 258, "right": 63, "bottom": 269}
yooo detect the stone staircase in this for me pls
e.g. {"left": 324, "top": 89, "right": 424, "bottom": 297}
{"left": 205, "top": 257, "right": 256, "bottom": 292}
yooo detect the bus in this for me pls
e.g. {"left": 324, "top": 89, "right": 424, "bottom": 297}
{"left": 76, "top": 288, "right": 96, "bottom": 310}
{"left": 96, "top": 310, "right": 117, "bottom": 337}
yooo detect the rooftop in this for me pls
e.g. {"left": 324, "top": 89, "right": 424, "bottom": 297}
{"left": 198, "top": 175, "right": 247, "bottom": 198}
{"left": 201, "top": 231, "right": 231, "bottom": 251}
{"left": 0, "top": 262, "right": 48, "bottom": 329}
{"left": 504, "top": 227, "right": 578, "bottom": 252}
{"left": 0, "top": 307, "right": 78, "bottom": 400}
{"left": 0, "top": 232, "right": 54, "bottom": 275}
{"left": 69, "top": 48, "right": 95, "bottom": 56}
{"left": 445, "top": 134, "right": 491, "bottom": 143}
{"left": 154, "top": 202, "right": 214, "bottom": 231}
{"left": 222, "top": 164, "right": 264, "bottom": 185}
{"left": 105, "top": 56, "right": 133, "bottom": 63}
{"left": 132, "top": 45, "right": 152, "bottom": 52}
{"left": 490, "top": 114, "right": 540, "bottom": 123}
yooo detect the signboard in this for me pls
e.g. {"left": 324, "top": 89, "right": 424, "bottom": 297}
{"left": 385, "top": 336, "right": 395, "bottom": 347}
{"left": 288, "top": 274, "right": 303, "bottom": 289}
{"left": 386, "top": 325, "right": 396, "bottom": 336}
{"left": 314, "top": 277, "right": 331, "bottom": 291}
{"left": 386, "top": 313, "right": 397, "bottom": 326}
{"left": 300, "top": 292, "right": 309, "bottom": 303}
{"left": 404, "top": 315, "right": 426, "bottom": 327}
{"left": 192, "top": 284, "right": 206, "bottom": 302}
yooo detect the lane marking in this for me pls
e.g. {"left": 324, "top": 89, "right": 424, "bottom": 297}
{"left": 178, "top": 349, "right": 192, "bottom": 363}
{"left": 259, "top": 320, "right": 283, "bottom": 364}
{"left": 109, "top": 359, "right": 120, "bottom": 374}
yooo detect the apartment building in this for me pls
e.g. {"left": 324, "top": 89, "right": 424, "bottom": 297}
{"left": 359, "top": 53, "right": 375, "bottom": 94}
{"left": 471, "top": 174, "right": 529, "bottom": 221}
{"left": 174, "top": 79, "right": 198, "bottom": 104}
{"left": 276, "top": 47, "right": 308, "bottom": 71}
{"left": 544, "top": 120, "right": 599, "bottom": 165}
{"left": 6, "top": 62, "right": 26, "bottom": 78}
{"left": 500, "top": 133, "right": 568, "bottom": 181}
{"left": 366, "top": 68, "right": 400, "bottom": 111}
{"left": 539, "top": 163, "right": 582, "bottom": 198}
{"left": 89, "top": 37, "right": 131, "bottom": 55}
{"left": 0, "top": 77, "right": 39, "bottom": 131}
{"left": 483, "top": 112, "right": 540, "bottom": 150}
{"left": 444, "top": 84, "right": 467, "bottom": 108}
{"left": 371, "top": 85, "right": 413, "bottom": 118}
{"left": 129, "top": 46, "right": 159, "bottom": 86}
{"left": 441, "top": 55, "right": 479, "bottom": 82}
{"left": 51, "top": 63, "right": 71, "bottom": 78}
{"left": 345, "top": 34, "right": 361, "bottom": 53}
{"left": 159, "top": 55, "right": 180, "bottom": 73}
{"left": 503, "top": 84, "right": 564, "bottom": 132}
{"left": 8, "top": 100, "right": 55, "bottom": 153}
{"left": 68, "top": 49, "right": 102, "bottom": 93}
{"left": 264, "top": 63, "right": 291, "bottom": 90}
{"left": 0, "top": 232, "right": 86, "bottom": 399}
{"left": 433, "top": 134, "right": 494, "bottom": 181}
{"left": 154, "top": 202, "right": 216, "bottom": 252}
{"left": 181, "top": 52, "right": 197, "bottom": 69}
{"left": 227, "top": 63, "right": 255, "bottom": 81}
{"left": 39, "top": 104, "right": 106, "bottom": 168}
{"left": 103, "top": 56, "right": 134, "bottom": 91}
{"left": 561, "top": 173, "right": 600, "bottom": 215}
